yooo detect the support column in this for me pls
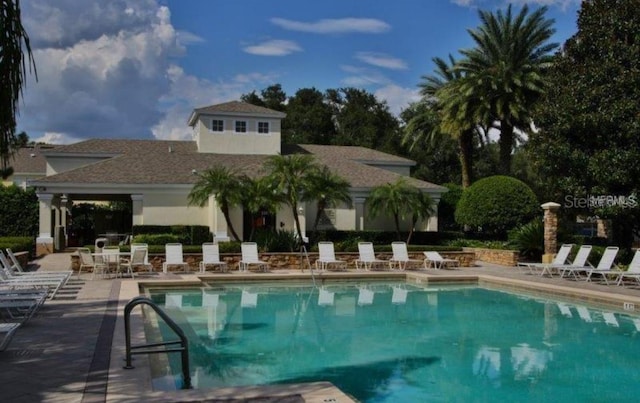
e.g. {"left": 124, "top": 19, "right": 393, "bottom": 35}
{"left": 355, "top": 197, "right": 366, "bottom": 231}
{"left": 131, "top": 194, "right": 143, "bottom": 226}
{"left": 297, "top": 205, "right": 307, "bottom": 243}
{"left": 36, "top": 193, "right": 54, "bottom": 256}
{"left": 541, "top": 202, "right": 561, "bottom": 263}
{"left": 212, "top": 196, "right": 230, "bottom": 242}
{"left": 55, "top": 194, "right": 69, "bottom": 250}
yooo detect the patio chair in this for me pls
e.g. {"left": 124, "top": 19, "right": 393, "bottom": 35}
{"left": 423, "top": 251, "right": 460, "bottom": 270}
{"left": 0, "top": 268, "right": 66, "bottom": 299}
{"left": 315, "top": 242, "right": 347, "bottom": 271}
{"left": 0, "top": 322, "right": 20, "bottom": 351}
{"left": 130, "top": 243, "right": 150, "bottom": 266}
{"left": 519, "top": 244, "right": 574, "bottom": 276}
{"left": 557, "top": 245, "right": 593, "bottom": 279}
{"left": 78, "top": 248, "right": 108, "bottom": 279}
{"left": 355, "top": 242, "right": 386, "bottom": 271}
{"left": 118, "top": 247, "right": 151, "bottom": 278}
{"left": 238, "top": 242, "right": 269, "bottom": 272}
{"left": 199, "top": 243, "right": 228, "bottom": 273}
{"left": 584, "top": 246, "right": 622, "bottom": 284}
{"left": 616, "top": 250, "right": 640, "bottom": 286}
{"left": 162, "top": 243, "right": 190, "bottom": 273}
{"left": 389, "top": 242, "right": 422, "bottom": 271}
{"left": 101, "top": 246, "right": 121, "bottom": 277}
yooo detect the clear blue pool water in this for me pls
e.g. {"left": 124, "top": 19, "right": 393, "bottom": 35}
{"left": 147, "top": 282, "right": 640, "bottom": 402}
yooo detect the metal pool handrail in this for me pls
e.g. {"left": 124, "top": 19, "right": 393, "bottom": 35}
{"left": 123, "top": 296, "right": 192, "bottom": 389}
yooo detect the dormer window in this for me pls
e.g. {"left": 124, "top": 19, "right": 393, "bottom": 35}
{"left": 258, "top": 121, "right": 270, "bottom": 134}
{"left": 235, "top": 120, "right": 247, "bottom": 133}
{"left": 211, "top": 119, "right": 224, "bottom": 132}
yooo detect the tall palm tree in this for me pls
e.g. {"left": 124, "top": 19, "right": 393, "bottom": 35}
{"left": 302, "top": 165, "right": 352, "bottom": 232}
{"left": 239, "top": 175, "right": 282, "bottom": 241}
{"left": 411, "top": 55, "right": 478, "bottom": 188}
{"left": 365, "top": 178, "right": 424, "bottom": 241}
{"left": 264, "top": 154, "right": 319, "bottom": 241}
{"left": 1, "top": 0, "right": 37, "bottom": 179}
{"left": 187, "top": 166, "right": 243, "bottom": 241}
{"left": 457, "top": 4, "right": 557, "bottom": 174}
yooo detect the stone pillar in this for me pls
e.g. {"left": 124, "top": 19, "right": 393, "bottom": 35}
{"left": 297, "top": 205, "right": 307, "bottom": 242}
{"left": 541, "top": 202, "right": 561, "bottom": 263}
{"left": 596, "top": 218, "right": 612, "bottom": 240}
{"left": 36, "top": 193, "right": 54, "bottom": 256}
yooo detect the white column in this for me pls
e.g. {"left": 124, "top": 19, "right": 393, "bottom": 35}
{"left": 131, "top": 194, "right": 143, "bottom": 226}
{"left": 297, "top": 205, "right": 307, "bottom": 242}
{"left": 212, "top": 196, "right": 230, "bottom": 242}
{"left": 355, "top": 198, "right": 366, "bottom": 230}
{"left": 36, "top": 193, "right": 54, "bottom": 255}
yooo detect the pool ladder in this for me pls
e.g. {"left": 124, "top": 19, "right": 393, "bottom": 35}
{"left": 123, "top": 296, "right": 192, "bottom": 389}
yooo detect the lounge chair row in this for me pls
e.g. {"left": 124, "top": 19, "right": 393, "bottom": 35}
{"left": 520, "top": 244, "right": 640, "bottom": 286}
{"left": 316, "top": 241, "right": 459, "bottom": 271}
{"left": 0, "top": 249, "right": 58, "bottom": 351}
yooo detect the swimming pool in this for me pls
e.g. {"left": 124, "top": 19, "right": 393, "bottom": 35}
{"left": 146, "top": 281, "right": 640, "bottom": 402}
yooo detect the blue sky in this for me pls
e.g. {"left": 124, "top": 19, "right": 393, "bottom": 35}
{"left": 17, "top": 0, "right": 581, "bottom": 144}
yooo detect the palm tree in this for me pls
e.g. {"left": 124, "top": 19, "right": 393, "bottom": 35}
{"left": 406, "top": 191, "right": 435, "bottom": 244}
{"left": 239, "top": 175, "right": 282, "bottom": 241}
{"left": 264, "top": 154, "right": 319, "bottom": 241}
{"left": 411, "top": 55, "right": 478, "bottom": 188}
{"left": 457, "top": 4, "right": 557, "bottom": 174}
{"left": 1, "top": 0, "right": 37, "bottom": 179}
{"left": 365, "top": 178, "right": 424, "bottom": 241}
{"left": 303, "top": 166, "right": 352, "bottom": 232}
{"left": 187, "top": 166, "right": 243, "bottom": 241}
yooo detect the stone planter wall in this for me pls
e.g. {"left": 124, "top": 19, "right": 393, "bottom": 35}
{"left": 463, "top": 247, "right": 519, "bottom": 266}
{"left": 69, "top": 249, "right": 475, "bottom": 273}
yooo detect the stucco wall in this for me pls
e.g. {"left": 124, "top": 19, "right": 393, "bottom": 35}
{"left": 143, "top": 192, "right": 207, "bottom": 226}
{"left": 195, "top": 114, "right": 281, "bottom": 155}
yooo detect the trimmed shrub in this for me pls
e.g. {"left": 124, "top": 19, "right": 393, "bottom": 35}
{"left": 0, "top": 236, "right": 35, "bottom": 254}
{"left": 0, "top": 185, "right": 38, "bottom": 237}
{"left": 455, "top": 176, "right": 539, "bottom": 237}
{"left": 132, "top": 233, "right": 181, "bottom": 245}
{"left": 508, "top": 220, "right": 544, "bottom": 260}
{"left": 132, "top": 225, "right": 211, "bottom": 245}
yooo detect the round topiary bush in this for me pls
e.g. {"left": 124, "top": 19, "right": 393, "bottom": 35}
{"left": 455, "top": 176, "right": 539, "bottom": 237}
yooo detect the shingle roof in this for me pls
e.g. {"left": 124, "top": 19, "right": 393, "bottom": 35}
{"left": 188, "top": 101, "right": 286, "bottom": 125}
{"left": 31, "top": 139, "right": 444, "bottom": 191}
{"left": 10, "top": 144, "right": 58, "bottom": 174}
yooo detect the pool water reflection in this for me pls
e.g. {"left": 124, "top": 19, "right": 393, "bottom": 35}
{"left": 147, "top": 282, "right": 640, "bottom": 402}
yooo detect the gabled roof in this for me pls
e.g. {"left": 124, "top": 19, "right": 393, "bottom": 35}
{"left": 188, "top": 101, "right": 286, "bottom": 126}
{"left": 9, "top": 144, "right": 58, "bottom": 175}
{"left": 30, "top": 138, "right": 445, "bottom": 191}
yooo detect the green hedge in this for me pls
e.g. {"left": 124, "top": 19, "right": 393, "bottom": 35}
{"left": 0, "top": 236, "right": 35, "bottom": 256}
{"left": 132, "top": 225, "right": 211, "bottom": 245}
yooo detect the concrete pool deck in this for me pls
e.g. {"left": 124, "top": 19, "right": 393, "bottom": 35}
{"left": 3, "top": 251, "right": 640, "bottom": 402}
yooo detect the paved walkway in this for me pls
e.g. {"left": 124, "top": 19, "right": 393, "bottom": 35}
{"left": 2, "top": 252, "right": 640, "bottom": 402}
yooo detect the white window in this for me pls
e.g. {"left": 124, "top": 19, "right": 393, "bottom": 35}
{"left": 235, "top": 120, "right": 247, "bottom": 133}
{"left": 211, "top": 119, "right": 224, "bottom": 132}
{"left": 258, "top": 121, "right": 270, "bottom": 134}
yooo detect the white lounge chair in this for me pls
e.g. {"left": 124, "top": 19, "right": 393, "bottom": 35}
{"left": 0, "top": 322, "right": 20, "bottom": 351}
{"left": 199, "top": 243, "right": 228, "bottom": 273}
{"left": 520, "top": 244, "right": 574, "bottom": 276}
{"left": 389, "top": 242, "right": 422, "bottom": 271}
{"left": 0, "top": 268, "right": 66, "bottom": 299}
{"left": 557, "top": 303, "right": 573, "bottom": 317}
{"left": 616, "top": 250, "right": 640, "bottom": 286}
{"left": 5, "top": 248, "right": 72, "bottom": 279}
{"left": 0, "top": 290, "right": 47, "bottom": 322}
{"left": 238, "top": 242, "right": 269, "bottom": 272}
{"left": 584, "top": 246, "right": 622, "bottom": 284}
{"left": 0, "top": 250, "right": 70, "bottom": 281}
{"left": 315, "top": 242, "right": 347, "bottom": 271}
{"left": 558, "top": 245, "right": 593, "bottom": 279}
{"left": 162, "top": 243, "right": 190, "bottom": 273}
{"left": 423, "top": 251, "right": 459, "bottom": 269}
{"left": 355, "top": 242, "right": 386, "bottom": 271}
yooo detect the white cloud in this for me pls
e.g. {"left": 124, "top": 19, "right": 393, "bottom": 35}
{"left": 355, "top": 52, "right": 408, "bottom": 70}
{"left": 32, "top": 132, "right": 83, "bottom": 145}
{"left": 243, "top": 40, "right": 302, "bottom": 56}
{"left": 374, "top": 85, "right": 421, "bottom": 116}
{"left": 270, "top": 17, "right": 390, "bottom": 34}
{"left": 340, "top": 65, "right": 391, "bottom": 87}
